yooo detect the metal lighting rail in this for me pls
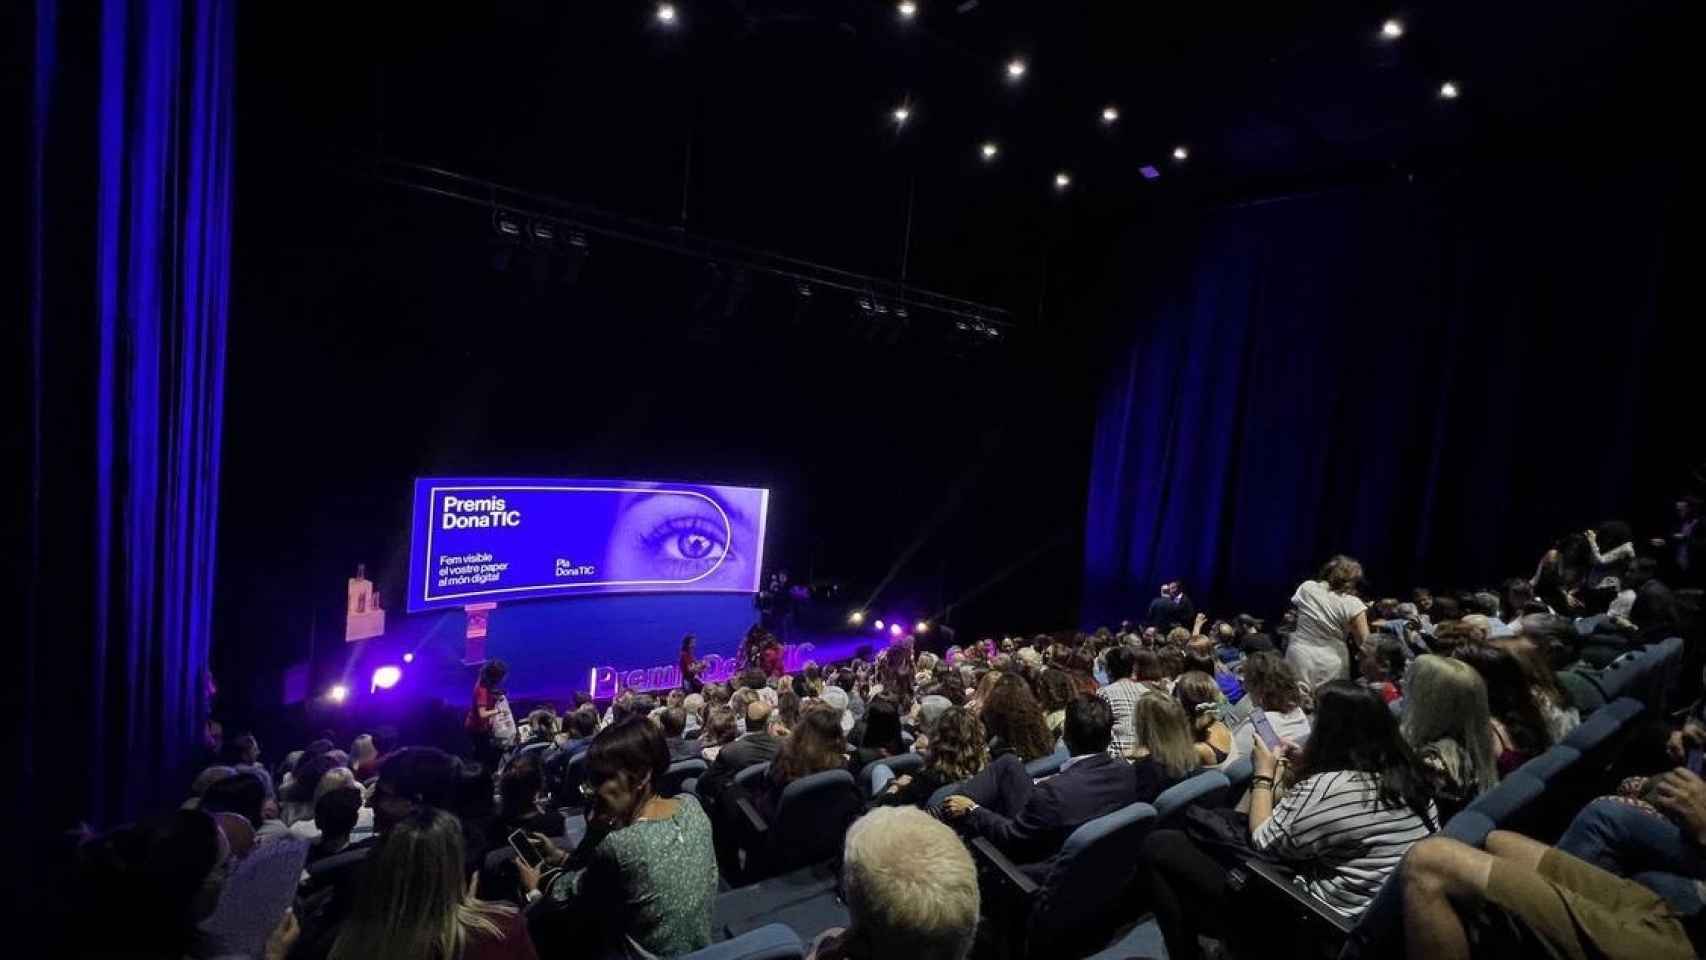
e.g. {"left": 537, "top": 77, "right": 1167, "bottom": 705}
{"left": 347, "top": 153, "right": 1016, "bottom": 332}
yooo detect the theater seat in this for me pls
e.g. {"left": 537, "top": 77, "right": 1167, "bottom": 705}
{"left": 1154, "top": 770, "right": 1230, "bottom": 827}
{"left": 972, "top": 800, "right": 1159, "bottom": 959}
{"left": 662, "top": 758, "right": 708, "bottom": 796}
{"left": 1565, "top": 697, "right": 1645, "bottom": 775}
{"left": 859, "top": 753, "right": 924, "bottom": 797}
{"left": 1515, "top": 745, "right": 1581, "bottom": 785}
{"left": 1220, "top": 756, "right": 1253, "bottom": 806}
{"left": 684, "top": 922, "right": 805, "bottom": 960}
{"left": 925, "top": 778, "right": 965, "bottom": 816}
{"left": 734, "top": 762, "right": 772, "bottom": 791}
{"left": 1024, "top": 740, "right": 1071, "bottom": 779}
{"left": 732, "top": 769, "right": 863, "bottom": 883}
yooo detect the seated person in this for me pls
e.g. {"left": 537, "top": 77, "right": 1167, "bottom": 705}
{"left": 808, "top": 807, "right": 980, "bottom": 960}
{"left": 308, "top": 785, "right": 363, "bottom": 865}
{"left": 496, "top": 754, "right": 565, "bottom": 845}
{"left": 694, "top": 699, "right": 785, "bottom": 804}
{"left": 873, "top": 706, "right": 990, "bottom": 808}
{"left": 850, "top": 696, "right": 907, "bottom": 771}
{"left": 518, "top": 717, "right": 718, "bottom": 958}
{"left": 1128, "top": 695, "right": 1199, "bottom": 798}
{"left": 1403, "top": 807, "right": 1704, "bottom": 959}
{"left": 1453, "top": 642, "right": 1554, "bottom": 776}
{"left": 656, "top": 706, "right": 702, "bottom": 763}
{"left": 1172, "top": 671, "right": 1233, "bottom": 767}
{"left": 942, "top": 694, "right": 1138, "bottom": 867}
{"left": 1137, "top": 682, "right": 1437, "bottom": 960}
{"left": 1227, "top": 652, "right": 1312, "bottom": 761}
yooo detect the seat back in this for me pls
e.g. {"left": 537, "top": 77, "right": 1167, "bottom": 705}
{"left": 560, "top": 751, "right": 588, "bottom": 804}
{"left": 661, "top": 758, "right": 708, "bottom": 796}
{"left": 925, "top": 779, "right": 965, "bottom": 816}
{"left": 1154, "top": 770, "right": 1230, "bottom": 828}
{"left": 735, "top": 761, "right": 772, "bottom": 790}
{"left": 860, "top": 753, "right": 924, "bottom": 796}
{"left": 769, "top": 770, "right": 863, "bottom": 875}
{"left": 1028, "top": 801, "right": 1159, "bottom": 945}
{"left": 1024, "top": 739, "right": 1071, "bottom": 779}
{"left": 1564, "top": 697, "right": 1645, "bottom": 779}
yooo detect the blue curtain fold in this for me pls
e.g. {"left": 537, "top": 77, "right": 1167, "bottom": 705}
{"left": 21, "top": 0, "right": 235, "bottom": 847}
{"left": 1082, "top": 168, "right": 1681, "bottom": 625}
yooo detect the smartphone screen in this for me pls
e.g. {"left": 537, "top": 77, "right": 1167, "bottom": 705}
{"left": 508, "top": 829, "right": 543, "bottom": 868}
{"left": 1249, "top": 708, "right": 1282, "bottom": 750}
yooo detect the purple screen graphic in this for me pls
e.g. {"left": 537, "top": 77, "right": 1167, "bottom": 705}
{"left": 407, "top": 478, "right": 769, "bottom": 612}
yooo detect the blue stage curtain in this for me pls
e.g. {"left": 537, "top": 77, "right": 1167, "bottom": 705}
{"left": 18, "top": 0, "right": 235, "bottom": 849}
{"left": 1082, "top": 166, "right": 1682, "bottom": 625}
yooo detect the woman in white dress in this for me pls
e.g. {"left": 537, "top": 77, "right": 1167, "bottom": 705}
{"left": 1286, "top": 555, "right": 1371, "bottom": 690}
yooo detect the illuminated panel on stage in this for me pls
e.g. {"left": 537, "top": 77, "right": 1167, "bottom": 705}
{"left": 406, "top": 477, "right": 769, "bottom": 612}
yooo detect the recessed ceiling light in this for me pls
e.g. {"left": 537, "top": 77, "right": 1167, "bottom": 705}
{"left": 980, "top": 141, "right": 999, "bottom": 160}
{"left": 1439, "top": 81, "right": 1459, "bottom": 99}
{"left": 1101, "top": 105, "right": 1120, "bottom": 124}
{"left": 1054, "top": 171, "right": 1071, "bottom": 190}
{"left": 656, "top": 3, "right": 677, "bottom": 24}
{"left": 898, "top": 0, "right": 918, "bottom": 18}
{"left": 1006, "top": 58, "right": 1027, "bottom": 80}
{"left": 892, "top": 105, "right": 911, "bottom": 123}
{"left": 1172, "top": 145, "right": 1189, "bottom": 161}
{"left": 1381, "top": 19, "right": 1403, "bottom": 39}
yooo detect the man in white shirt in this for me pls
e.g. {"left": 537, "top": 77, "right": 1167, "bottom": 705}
{"left": 1096, "top": 645, "right": 1155, "bottom": 758}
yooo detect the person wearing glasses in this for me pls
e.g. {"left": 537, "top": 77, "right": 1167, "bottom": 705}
{"left": 516, "top": 716, "right": 718, "bottom": 957}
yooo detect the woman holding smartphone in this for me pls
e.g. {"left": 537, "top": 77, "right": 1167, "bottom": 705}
{"left": 1135, "top": 681, "right": 1438, "bottom": 960}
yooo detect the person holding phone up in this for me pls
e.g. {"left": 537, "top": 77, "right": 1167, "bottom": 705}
{"left": 1133, "top": 682, "right": 1439, "bottom": 960}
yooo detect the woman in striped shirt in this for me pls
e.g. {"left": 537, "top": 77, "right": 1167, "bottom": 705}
{"left": 1136, "top": 681, "right": 1438, "bottom": 960}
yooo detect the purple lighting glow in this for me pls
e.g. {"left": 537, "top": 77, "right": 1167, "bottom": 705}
{"left": 889, "top": 623, "right": 903, "bottom": 637}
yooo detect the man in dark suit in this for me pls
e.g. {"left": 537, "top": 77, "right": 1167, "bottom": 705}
{"left": 944, "top": 694, "right": 1137, "bottom": 866}
{"left": 1146, "top": 580, "right": 1196, "bottom": 630}
{"left": 695, "top": 699, "right": 784, "bottom": 805}
{"left": 657, "top": 706, "right": 703, "bottom": 763}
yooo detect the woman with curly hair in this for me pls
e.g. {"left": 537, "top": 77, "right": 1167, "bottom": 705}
{"left": 979, "top": 674, "right": 1055, "bottom": 762}
{"left": 872, "top": 706, "right": 989, "bottom": 809}
{"left": 1036, "top": 668, "right": 1078, "bottom": 738}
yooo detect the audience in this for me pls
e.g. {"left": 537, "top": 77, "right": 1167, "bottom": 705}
{"left": 1127, "top": 695, "right": 1198, "bottom": 799}
{"left": 1137, "top": 681, "right": 1437, "bottom": 959}
{"left": 1401, "top": 654, "right": 1501, "bottom": 820}
{"left": 1096, "top": 644, "right": 1150, "bottom": 758}
{"left": 1172, "top": 670, "right": 1233, "bottom": 767}
{"left": 978, "top": 673, "right": 1055, "bottom": 763}
{"left": 697, "top": 699, "right": 785, "bottom": 803}
{"left": 1287, "top": 554, "right": 1372, "bottom": 690}
{"left": 1452, "top": 642, "right": 1555, "bottom": 776}
{"left": 1228, "top": 652, "right": 1313, "bottom": 761}
{"left": 873, "top": 705, "right": 988, "bottom": 808}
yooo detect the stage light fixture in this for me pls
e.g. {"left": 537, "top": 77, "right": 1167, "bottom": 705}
{"left": 849, "top": 611, "right": 865, "bottom": 625}
{"left": 371, "top": 665, "right": 402, "bottom": 691}
{"left": 898, "top": 0, "right": 917, "bottom": 18}
{"left": 1172, "top": 145, "right": 1189, "bottom": 161}
{"left": 892, "top": 105, "right": 911, "bottom": 124}
{"left": 915, "top": 620, "right": 930, "bottom": 633}
{"left": 875, "top": 619, "right": 886, "bottom": 631}
{"left": 656, "top": 3, "right": 677, "bottom": 24}
{"left": 403, "top": 652, "right": 415, "bottom": 663}
{"left": 493, "top": 211, "right": 522, "bottom": 237}
{"left": 1054, "top": 171, "right": 1072, "bottom": 190}
{"left": 1381, "top": 19, "right": 1404, "bottom": 39}
{"left": 1006, "top": 58, "right": 1027, "bottom": 80}
{"left": 1101, "top": 105, "right": 1119, "bottom": 124}
{"left": 889, "top": 623, "right": 904, "bottom": 637}
{"left": 1439, "top": 81, "right": 1459, "bottom": 99}
{"left": 980, "top": 141, "right": 999, "bottom": 160}
{"left": 328, "top": 684, "right": 349, "bottom": 704}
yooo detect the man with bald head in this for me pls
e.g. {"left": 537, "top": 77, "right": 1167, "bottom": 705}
{"left": 696, "top": 698, "right": 786, "bottom": 806}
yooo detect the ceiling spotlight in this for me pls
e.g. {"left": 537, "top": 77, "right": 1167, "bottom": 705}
{"left": 874, "top": 619, "right": 886, "bottom": 631}
{"left": 849, "top": 610, "right": 865, "bottom": 625}
{"left": 1054, "top": 171, "right": 1071, "bottom": 190}
{"left": 1172, "top": 145, "right": 1189, "bottom": 161}
{"left": 1005, "top": 58, "right": 1027, "bottom": 80}
{"left": 980, "top": 141, "right": 999, "bottom": 160}
{"left": 898, "top": 0, "right": 918, "bottom": 17}
{"left": 892, "top": 105, "right": 911, "bottom": 124}
{"left": 889, "top": 623, "right": 904, "bottom": 637}
{"left": 656, "top": 3, "right": 677, "bottom": 24}
{"left": 1101, "top": 105, "right": 1120, "bottom": 124}
{"left": 1439, "top": 81, "right": 1459, "bottom": 99}
{"left": 327, "top": 684, "right": 349, "bottom": 704}
{"left": 915, "top": 620, "right": 930, "bottom": 633}
{"left": 1380, "top": 19, "right": 1403, "bottom": 39}
{"left": 402, "top": 651, "right": 415, "bottom": 663}
{"left": 370, "top": 665, "right": 402, "bottom": 691}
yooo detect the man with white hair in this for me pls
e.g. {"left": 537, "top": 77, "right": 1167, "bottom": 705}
{"left": 809, "top": 806, "right": 979, "bottom": 960}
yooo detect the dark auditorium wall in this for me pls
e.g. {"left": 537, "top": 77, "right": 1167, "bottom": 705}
{"left": 1082, "top": 151, "right": 1691, "bottom": 624}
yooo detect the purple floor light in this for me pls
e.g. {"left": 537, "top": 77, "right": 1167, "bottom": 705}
{"left": 371, "top": 665, "right": 403, "bottom": 691}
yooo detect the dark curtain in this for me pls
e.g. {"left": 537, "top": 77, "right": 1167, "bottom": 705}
{"left": 1082, "top": 158, "right": 1687, "bottom": 625}
{"left": 9, "top": 0, "right": 235, "bottom": 888}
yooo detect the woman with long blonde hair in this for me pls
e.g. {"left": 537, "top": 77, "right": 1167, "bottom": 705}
{"left": 1400, "top": 654, "right": 1500, "bottom": 820}
{"left": 330, "top": 807, "right": 534, "bottom": 960}
{"left": 1129, "top": 695, "right": 1200, "bottom": 800}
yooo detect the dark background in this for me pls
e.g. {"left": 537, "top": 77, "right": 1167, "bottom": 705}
{"left": 212, "top": 0, "right": 1694, "bottom": 716}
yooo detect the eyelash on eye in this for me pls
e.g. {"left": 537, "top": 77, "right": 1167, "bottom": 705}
{"left": 639, "top": 515, "right": 727, "bottom": 549}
